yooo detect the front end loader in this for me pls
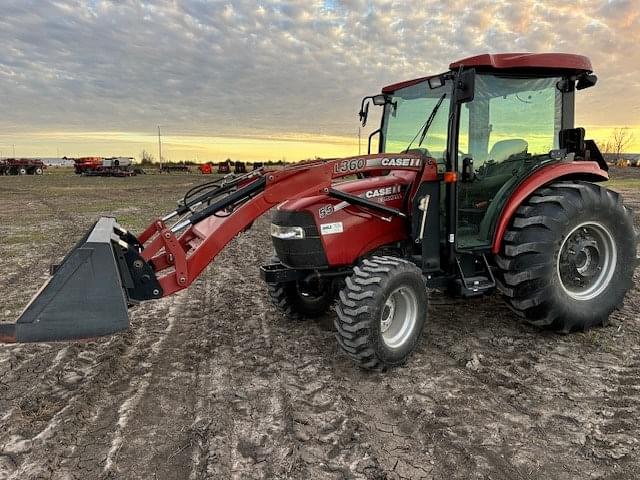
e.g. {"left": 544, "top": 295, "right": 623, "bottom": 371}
{"left": 2, "top": 53, "right": 637, "bottom": 370}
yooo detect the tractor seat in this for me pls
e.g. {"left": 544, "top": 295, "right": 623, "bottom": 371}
{"left": 488, "top": 139, "right": 528, "bottom": 164}
{"left": 471, "top": 139, "right": 529, "bottom": 243}
{"left": 474, "top": 139, "right": 529, "bottom": 192}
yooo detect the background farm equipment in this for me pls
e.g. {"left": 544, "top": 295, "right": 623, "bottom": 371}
{"left": 159, "top": 163, "right": 190, "bottom": 173}
{"left": 234, "top": 161, "right": 247, "bottom": 174}
{"left": 0, "top": 158, "right": 46, "bottom": 175}
{"left": 74, "top": 157, "right": 136, "bottom": 177}
{"left": 2, "top": 53, "right": 637, "bottom": 372}
{"left": 198, "top": 162, "right": 214, "bottom": 174}
{"left": 217, "top": 160, "right": 232, "bottom": 174}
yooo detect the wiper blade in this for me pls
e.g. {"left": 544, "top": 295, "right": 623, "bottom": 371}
{"left": 404, "top": 93, "right": 447, "bottom": 153}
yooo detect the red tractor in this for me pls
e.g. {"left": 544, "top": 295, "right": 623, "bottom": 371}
{"left": 2, "top": 53, "right": 637, "bottom": 370}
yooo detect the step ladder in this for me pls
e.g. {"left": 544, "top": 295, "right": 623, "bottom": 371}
{"left": 455, "top": 253, "right": 496, "bottom": 297}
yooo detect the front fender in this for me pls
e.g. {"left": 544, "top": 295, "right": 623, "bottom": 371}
{"left": 491, "top": 161, "right": 608, "bottom": 254}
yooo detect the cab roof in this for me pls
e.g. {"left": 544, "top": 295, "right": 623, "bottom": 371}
{"left": 381, "top": 53, "right": 593, "bottom": 94}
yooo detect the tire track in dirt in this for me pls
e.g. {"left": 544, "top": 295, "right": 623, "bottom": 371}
{"left": 186, "top": 229, "right": 298, "bottom": 479}
{"left": 581, "top": 285, "right": 640, "bottom": 476}
{"left": 94, "top": 282, "right": 222, "bottom": 479}
{"left": 403, "top": 290, "right": 640, "bottom": 480}
{"left": 587, "top": 349, "right": 640, "bottom": 463}
{"left": 0, "top": 196, "right": 83, "bottom": 308}
{"left": 423, "top": 298, "right": 579, "bottom": 479}
{"left": 32, "top": 226, "right": 269, "bottom": 479}
{"left": 0, "top": 297, "right": 175, "bottom": 479}
{"left": 175, "top": 221, "right": 378, "bottom": 479}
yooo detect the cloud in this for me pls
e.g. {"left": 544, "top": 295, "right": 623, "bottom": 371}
{"left": 0, "top": 0, "right": 638, "bottom": 143}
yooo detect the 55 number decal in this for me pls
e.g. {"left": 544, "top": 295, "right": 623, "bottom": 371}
{"left": 333, "top": 158, "right": 366, "bottom": 174}
{"left": 319, "top": 204, "right": 334, "bottom": 219}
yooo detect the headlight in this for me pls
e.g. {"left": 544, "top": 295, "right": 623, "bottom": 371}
{"left": 270, "top": 223, "right": 305, "bottom": 240}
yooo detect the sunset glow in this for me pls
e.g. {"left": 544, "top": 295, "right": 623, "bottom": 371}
{"left": 1, "top": 1, "right": 638, "bottom": 161}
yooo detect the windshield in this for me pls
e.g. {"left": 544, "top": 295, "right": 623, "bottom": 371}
{"left": 382, "top": 78, "right": 451, "bottom": 163}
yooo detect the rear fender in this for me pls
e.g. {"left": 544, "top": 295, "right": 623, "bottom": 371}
{"left": 491, "top": 161, "right": 608, "bottom": 254}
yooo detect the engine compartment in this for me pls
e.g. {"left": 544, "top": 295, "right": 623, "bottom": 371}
{"left": 272, "top": 171, "right": 417, "bottom": 268}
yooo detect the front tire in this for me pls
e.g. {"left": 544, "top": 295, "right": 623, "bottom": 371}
{"left": 267, "top": 279, "right": 336, "bottom": 320}
{"left": 266, "top": 256, "right": 336, "bottom": 320}
{"left": 495, "top": 181, "right": 637, "bottom": 332}
{"left": 335, "top": 256, "right": 428, "bottom": 370}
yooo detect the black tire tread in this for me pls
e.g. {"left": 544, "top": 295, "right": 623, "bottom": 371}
{"left": 267, "top": 284, "right": 303, "bottom": 320}
{"left": 266, "top": 256, "right": 336, "bottom": 320}
{"left": 334, "top": 255, "right": 426, "bottom": 370}
{"left": 495, "top": 180, "right": 637, "bottom": 332}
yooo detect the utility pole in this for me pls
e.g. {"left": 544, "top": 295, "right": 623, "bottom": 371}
{"left": 12, "top": 144, "right": 15, "bottom": 158}
{"left": 157, "top": 126, "right": 163, "bottom": 172}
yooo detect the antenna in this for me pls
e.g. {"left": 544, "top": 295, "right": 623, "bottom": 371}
{"left": 158, "top": 126, "right": 162, "bottom": 172}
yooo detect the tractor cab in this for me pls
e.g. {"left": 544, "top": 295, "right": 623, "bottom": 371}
{"left": 368, "top": 53, "right": 602, "bottom": 254}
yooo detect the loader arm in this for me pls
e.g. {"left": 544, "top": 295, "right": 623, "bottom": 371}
{"left": 140, "top": 152, "right": 424, "bottom": 296}
{"left": 0, "top": 152, "right": 426, "bottom": 343}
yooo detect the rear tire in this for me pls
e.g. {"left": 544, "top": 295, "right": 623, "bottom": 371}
{"left": 335, "top": 256, "right": 428, "bottom": 370}
{"left": 18, "top": 168, "right": 27, "bottom": 175}
{"left": 495, "top": 181, "right": 637, "bottom": 332}
{"left": 35, "top": 167, "right": 43, "bottom": 175}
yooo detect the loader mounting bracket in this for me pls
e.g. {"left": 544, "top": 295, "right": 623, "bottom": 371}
{"left": 113, "top": 240, "right": 163, "bottom": 302}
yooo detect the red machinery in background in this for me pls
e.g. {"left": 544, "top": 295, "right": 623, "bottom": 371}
{"left": 0, "top": 158, "right": 46, "bottom": 175}
{"left": 74, "top": 157, "right": 136, "bottom": 177}
{"left": 198, "top": 162, "right": 214, "bottom": 174}
{"left": 217, "top": 160, "right": 232, "bottom": 174}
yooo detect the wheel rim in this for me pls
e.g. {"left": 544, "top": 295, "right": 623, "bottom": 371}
{"left": 380, "top": 286, "right": 418, "bottom": 349}
{"left": 557, "top": 221, "right": 617, "bottom": 301}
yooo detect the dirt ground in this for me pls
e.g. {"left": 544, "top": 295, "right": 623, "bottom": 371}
{"left": 1, "top": 167, "right": 640, "bottom": 479}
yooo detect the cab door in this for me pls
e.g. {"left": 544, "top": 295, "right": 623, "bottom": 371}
{"left": 456, "top": 74, "right": 563, "bottom": 249}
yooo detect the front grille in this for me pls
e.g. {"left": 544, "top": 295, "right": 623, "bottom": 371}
{"left": 272, "top": 210, "right": 328, "bottom": 269}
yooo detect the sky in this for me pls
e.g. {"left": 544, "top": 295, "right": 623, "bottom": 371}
{"left": 0, "top": 0, "right": 639, "bottom": 161}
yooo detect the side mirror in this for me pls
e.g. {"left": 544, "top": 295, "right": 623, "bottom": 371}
{"left": 461, "top": 156, "right": 475, "bottom": 182}
{"left": 455, "top": 69, "right": 475, "bottom": 104}
{"left": 372, "top": 94, "right": 387, "bottom": 106}
{"left": 576, "top": 73, "right": 597, "bottom": 90}
{"left": 359, "top": 100, "right": 370, "bottom": 127}
{"left": 428, "top": 75, "right": 445, "bottom": 89}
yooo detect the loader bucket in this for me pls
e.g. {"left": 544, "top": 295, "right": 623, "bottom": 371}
{"left": 0, "top": 217, "right": 135, "bottom": 343}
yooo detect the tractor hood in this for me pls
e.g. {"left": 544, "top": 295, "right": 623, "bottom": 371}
{"left": 277, "top": 170, "right": 417, "bottom": 213}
